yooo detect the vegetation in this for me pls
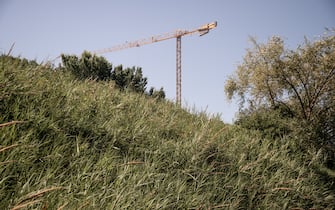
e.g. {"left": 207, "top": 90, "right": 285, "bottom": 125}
{"left": 225, "top": 32, "right": 335, "bottom": 164}
{"left": 1, "top": 31, "right": 335, "bottom": 209}
{"left": 110, "top": 65, "right": 147, "bottom": 93}
{"left": 61, "top": 51, "right": 112, "bottom": 81}
{"left": 61, "top": 51, "right": 162, "bottom": 95}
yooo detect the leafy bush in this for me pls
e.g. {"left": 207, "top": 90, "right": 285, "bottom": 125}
{"left": 235, "top": 106, "right": 297, "bottom": 139}
{"left": 225, "top": 32, "right": 335, "bottom": 166}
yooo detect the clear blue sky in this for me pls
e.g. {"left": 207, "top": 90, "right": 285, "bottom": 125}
{"left": 1, "top": 0, "right": 334, "bottom": 123}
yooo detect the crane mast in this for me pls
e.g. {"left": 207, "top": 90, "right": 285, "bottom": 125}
{"left": 92, "top": 21, "right": 217, "bottom": 105}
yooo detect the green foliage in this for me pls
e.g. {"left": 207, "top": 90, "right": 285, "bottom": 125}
{"left": 61, "top": 52, "right": 154, "bottom": 95}
{"left": 1, "top": 55, "right": 335, "bottom": 209}
{"left": 61, "top": 51, "right": 112, "bottom": 81}
{"left": 148, "top": 87, "right": 166, "bottom": 100}
{"left": 111, "top": 65, "right": 148, "bottom": 93}
{"left": 235, "top": 106, "right": 297, "bottom": 139}
{"left": 225, "top": 32, "right": 335, "bottom": 150}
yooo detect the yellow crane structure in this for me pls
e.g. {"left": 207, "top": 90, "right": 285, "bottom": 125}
{"left": 92, "top": 21, "right": 217, "bottom": 105}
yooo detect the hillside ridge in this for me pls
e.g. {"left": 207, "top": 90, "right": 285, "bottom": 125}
{"left": 1, "top": 55, "right": 334, "bottom": 209}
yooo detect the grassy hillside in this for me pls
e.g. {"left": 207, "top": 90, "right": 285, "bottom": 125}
{"left": 1, "top": 55, "right": 334, "bottom": 209}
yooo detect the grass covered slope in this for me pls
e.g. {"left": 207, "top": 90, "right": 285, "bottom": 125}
{"left": 1, "top": 55, "right": 334, "bottom": 209}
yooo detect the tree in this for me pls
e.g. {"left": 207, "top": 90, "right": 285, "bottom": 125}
{"left": 225, "top": 32, "right": 335, "bottom": 145}
{"left": 61, "top": 51, "right": 112, "bottom": 81}
{"left": 61, "top": 51, "right": 163, "bottom": 96}
{"left": 111, "top": 65, "right": 148, "bottom": 93}
{"left": 148, "top": 87, "right": 166, "bottom": 100}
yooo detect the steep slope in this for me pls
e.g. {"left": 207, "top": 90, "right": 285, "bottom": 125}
{"left": 1, "top": 55, "right": 334, "bottom": 209}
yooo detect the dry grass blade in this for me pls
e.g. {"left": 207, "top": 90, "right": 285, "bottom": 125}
{"left": 212, "top": 203, "right": 230, "bottom": 209}
{"left": 0, "top": 160, "right": 15, "bottom": 165}
{"left": 120, "top": 161, "right": 145, "bottom": 166}
{"left": 7, "top": 42, "right": 15, "bottom": 56}
{"left": 208, "top": 172, "right": 226, "bottom": 175}
{"left": 211, "top": 126, "right": 227, "bottom": 141}
{"left": 57, "top": 202, "right": 68, "bottom": 210}
{"left": 16, "top": 187, "right": 65, "bottom": 205}
{"left": 0, "top": 144, "right": 19, "bottom": 153}
{"left": 78, "top": 200, "right": 90, "bottom": 209}
{"left": 0, "top": 121, "right": 25, "bottom": 128}
{"left": 11, "top": 199, "right": 42, "bottom": 210}
{"left": 271, "top": 187, "right": 293, "bottom": 191}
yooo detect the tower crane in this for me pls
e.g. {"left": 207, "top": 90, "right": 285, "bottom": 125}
{"left": 92, "top": 21, "right": 217, "bottom": 105}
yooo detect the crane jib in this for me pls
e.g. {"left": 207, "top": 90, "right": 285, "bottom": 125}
{"left": 90, "top": 21, "right": 218, "bottom": 105}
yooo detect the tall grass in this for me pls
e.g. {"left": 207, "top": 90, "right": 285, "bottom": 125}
{"left": 1, "top": 55, "right": 334, "bottom": 209}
